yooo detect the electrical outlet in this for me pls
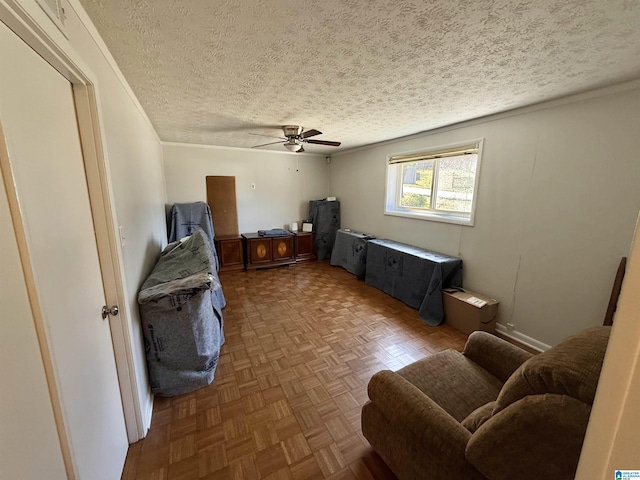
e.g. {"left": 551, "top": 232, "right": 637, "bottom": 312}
{"left": 250, "top": 183, "right": 256, "bottom": 190}
{"left": 506, "top": 323, "right": 515, "bottom": 331}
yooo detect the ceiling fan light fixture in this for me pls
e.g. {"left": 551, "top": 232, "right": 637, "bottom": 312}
{"left": 284, "top": 139, "right": 302, "bottom": 152}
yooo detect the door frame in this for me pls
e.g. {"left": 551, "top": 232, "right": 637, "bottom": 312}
{"left": 0, "top": 0, "right": 144, "bottom": 462}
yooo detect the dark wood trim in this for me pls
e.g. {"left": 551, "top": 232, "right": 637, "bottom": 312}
{"left": 603, "top": 256, "right": 627, "bottom": 326}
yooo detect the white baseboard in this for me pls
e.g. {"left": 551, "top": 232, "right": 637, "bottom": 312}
{"left": 141, "top": 390, "right": 153, "bottom": 438}
{"left": 495, "top": 323, "right": 551, "bottom": 352}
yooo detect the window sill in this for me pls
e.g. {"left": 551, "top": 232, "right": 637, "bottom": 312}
{"left": 384, "top": 208, "right": 475, "bottom": 226}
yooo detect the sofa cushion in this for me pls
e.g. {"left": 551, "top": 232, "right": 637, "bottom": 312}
{"left": 467, "top": 394, "right": 591, "bottom": 480}
{"left": 462, "top": 401, "right": 495, "bottom": 433}
{"left": 494, "top": 326, "right": 610, "bottom": 414}
{"left": 397, "top": 349, "right": 503, "bottom": 422}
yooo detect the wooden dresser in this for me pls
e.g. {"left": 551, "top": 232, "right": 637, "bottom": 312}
{"left": 242, "top": 233, "right": 296, "bottom": 270}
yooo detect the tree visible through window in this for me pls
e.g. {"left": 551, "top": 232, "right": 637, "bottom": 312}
{"left": 385, "top": 141, "right": 482, "bottom": 225}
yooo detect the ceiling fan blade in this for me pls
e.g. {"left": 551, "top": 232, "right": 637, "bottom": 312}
{"left": 300, "top": 129, "right": 322, "bottom": 139}
{"left": 298, "top": 146, "right": 305, "bottom": 153}
{"left": 304, "top": 139, "right": 341, "bottom": 147}
{"left": 252, "top": 140, "right": 285, "bottom": 148}
{"left": 249, "top": 133, "right": 287, "bottom": 140}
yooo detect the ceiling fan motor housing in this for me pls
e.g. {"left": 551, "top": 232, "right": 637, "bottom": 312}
{"left": 282, "top": 125, "right": 304, "bottom": 138}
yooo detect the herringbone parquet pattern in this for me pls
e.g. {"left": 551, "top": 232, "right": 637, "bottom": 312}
{"left": 122, "top": 260, "right": 468, "bottom": 480}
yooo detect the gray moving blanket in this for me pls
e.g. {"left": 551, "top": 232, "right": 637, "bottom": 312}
{"left": 330, "top": 229, "right": 375, "bottom": 279}
{"left": 138, "top": 228, "right": 225, "bottom": 396}
{"left": 258, "top": 228, "right": 291, "bottom": 237}
{"left": 365, "top": 239, "right": 463, "bottom": 326}
{"left": 309, "top": 199, "right": 340, "bottom": 259}
{"left": 168, "top": 202, "right": 225, "bottom": 309}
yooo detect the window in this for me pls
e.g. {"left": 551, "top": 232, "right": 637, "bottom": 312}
{"left": 385, "top": 140, "right": 483, "bottom": 226}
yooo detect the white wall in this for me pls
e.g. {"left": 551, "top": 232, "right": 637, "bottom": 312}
{"left": 163, "top": 143, "right": 329, "bottom": 232}
{"left": 63, "top": 2, "right": 168, "bottom": 432}
{"left": 330, "top": 84, "right": 640, "bottom": 347}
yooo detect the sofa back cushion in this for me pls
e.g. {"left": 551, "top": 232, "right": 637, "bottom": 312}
{"left": 493, "top": 326, "right": 610, "bottom": 415}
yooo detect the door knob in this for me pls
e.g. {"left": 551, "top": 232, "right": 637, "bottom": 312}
{"left": 101, "top": 305, "right": 119, "bottom": 319}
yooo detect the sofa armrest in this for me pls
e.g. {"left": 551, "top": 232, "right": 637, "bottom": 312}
{"left": 463, "top": 331, "right": 533, "bottom": 382}
{"left": 367, "top": 370, "right": 472, "bottom": 454}
{"left": 466, "top": 394, "right": 590, "bottom": 480}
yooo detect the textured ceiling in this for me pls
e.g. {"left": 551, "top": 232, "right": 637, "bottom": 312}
{"left": 78, "top": 0, "right": 640, "bottom": 154}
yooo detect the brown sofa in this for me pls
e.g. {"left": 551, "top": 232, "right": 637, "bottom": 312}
{"left": 361, "top": 326, "right": 611, "bottom": 480}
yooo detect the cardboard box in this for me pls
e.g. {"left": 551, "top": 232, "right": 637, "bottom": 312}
{"left": 442, "top": 289, "right": 499, "bottom": 335}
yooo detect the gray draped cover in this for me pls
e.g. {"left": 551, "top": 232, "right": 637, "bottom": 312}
{"left": 138, "top": 228, "right": 225, "bottom": 396}
{"left": 365, "top": 239, "right": 463, "bottom": 325}
{"left": 168, "top": 201, "right": 225, "bottom": 308}
{"left": 308, "top": 199, "right": 340, "bottom": 259}
{"left": 330, "top": 229, "right": 375, "bottom": 279}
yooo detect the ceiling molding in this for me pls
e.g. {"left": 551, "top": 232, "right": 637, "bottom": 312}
{"left": 66, "top": 0, "right": 160, "bottom": 143}
{"left": 332, "top": 79, "right": 640, "bottom": 158}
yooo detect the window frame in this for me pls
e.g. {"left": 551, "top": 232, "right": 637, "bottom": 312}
{"left": 384, "top": 139, "right": 484, "bottom": 226}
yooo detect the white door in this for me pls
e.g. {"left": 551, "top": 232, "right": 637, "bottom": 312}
{"left": 0, "top": 21, "right": 128, "bottom": 480}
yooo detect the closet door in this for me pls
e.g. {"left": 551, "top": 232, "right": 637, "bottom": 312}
{"left": 0, "top": 21, "right": 128, "bottom": 479}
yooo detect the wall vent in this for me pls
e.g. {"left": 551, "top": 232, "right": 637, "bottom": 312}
{"left": 35, "top": 0, "right": 67, "bottom": 37}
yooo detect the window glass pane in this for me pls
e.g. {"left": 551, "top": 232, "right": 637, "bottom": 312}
{"left": 399, "top": 160, "right": 434, "bottom": 209}
{"left": 434, "top": 154, "right": 477, "bottom": 213}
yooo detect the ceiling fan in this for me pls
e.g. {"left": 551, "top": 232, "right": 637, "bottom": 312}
{"left": 251, "top": 125, "right": 341, "bottom": 153}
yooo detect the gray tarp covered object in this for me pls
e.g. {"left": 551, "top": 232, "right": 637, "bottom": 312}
{"left": 365, "top": 239, "right": 463, "bottom": 326}
{"left": 330, "top": 229, "right": 375, "bottom": 279}
{"left": 167, "top": 202, "right": 226, "bottom": 309}
{"left": 309, "top": 199, "right": 340, "bottom": 259}
{"left": 138, "top": 228, "right": 225, "bottom": 396}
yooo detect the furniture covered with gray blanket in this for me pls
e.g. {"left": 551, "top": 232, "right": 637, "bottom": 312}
{"left": 168, "top": 201, "right": 225, "bottom": 309}
{"left": 364, "top": 239, "right": 462, "bottom": 325}
{"left": 308, "top": 199, "right": 340, "bottom": 259}
{"left": 362, "top": 326, "right": 611, "bottom": 480}
{"left": 330, "top": 229, "right": 375, "bottom": 279}
{"left": 138, "top": 228, "right": 225, "bottom": 396}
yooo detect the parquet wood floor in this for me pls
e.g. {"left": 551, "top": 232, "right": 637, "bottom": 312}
{"left": 122, "top": 260, "right": 468, "bottom": 480}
